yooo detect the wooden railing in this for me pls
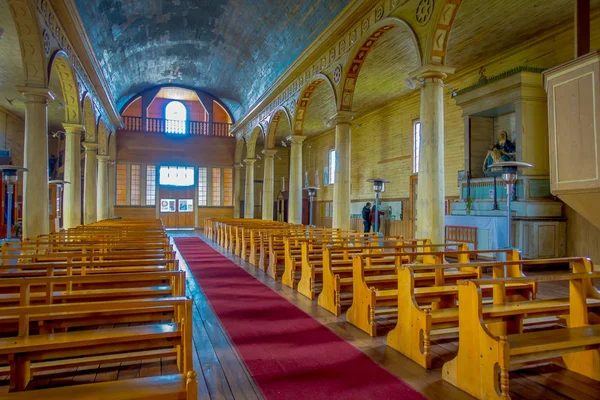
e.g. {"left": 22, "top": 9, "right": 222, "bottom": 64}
{"left": 122, "top": 116, "right": 232, "bottom": 137}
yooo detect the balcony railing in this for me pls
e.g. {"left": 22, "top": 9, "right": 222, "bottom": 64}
{"left": 122, "top": 116, "right": 232, "bottom": 137}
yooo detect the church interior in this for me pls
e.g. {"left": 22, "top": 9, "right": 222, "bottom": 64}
{"left": 0, "top": 0, "right": 600, "bottom": 399}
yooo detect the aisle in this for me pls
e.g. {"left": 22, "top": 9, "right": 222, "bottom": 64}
{"left": 174, "top": 237, "right": 425, "bottom": 400}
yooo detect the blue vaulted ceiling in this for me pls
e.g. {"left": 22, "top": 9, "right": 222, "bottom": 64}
{"left": 73, "top": 0, "right": 350, "bottom": 120}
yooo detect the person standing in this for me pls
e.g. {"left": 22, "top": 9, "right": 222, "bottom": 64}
{"left": 370, "top": 206, "right": 385, "bottom": 233}
{"left": 362, "top": 202, "right": 372, "bottom": 233}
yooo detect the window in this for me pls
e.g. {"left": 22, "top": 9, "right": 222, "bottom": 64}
{"left": 116, "top": 164, "right": 127, "bottom": 205}
{"left": 198, "top": 167, "right": 208, "bottom": 206}
{"left": 159, "top": 166, "right": 194, "bottom": 186}
{"left": 413, "top": 120, "right": 421, "bottom": 174}
{"left": 223, "top": 168, "right": 233, "bottom": 206}
{"left": 212, "top": 168, "right": 221, "bottom": 206}
{"left": 130, "top": 164, "right": 141, "bottom": 205}
{"left": 146, "top": 165, "right": 156, "bottom": 206}
{"left": 165, "top": 101, "right": 187, "bottom": 134}
{"left": 328, "top": 149, "right": 337, "bottom": 185}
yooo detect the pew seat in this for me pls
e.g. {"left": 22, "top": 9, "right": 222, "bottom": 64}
{"left": 0, "top": 374, "right": 191, "bottom": 400}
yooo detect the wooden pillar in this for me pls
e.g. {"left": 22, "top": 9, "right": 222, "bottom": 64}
{"left": 233, "top": 164, "right": 242, "bottom": 218}
{"left": 575, "top": 0, "right": 591, "bottom": 58}
{"left": 18, "top": 87, "right": 54, "bottom": 239}
{"left": 412, "top": 65, "right": 454, "bottom": 244}
{"left": 331, "top": 111, "right": 354, "bottom": 231}
{"left": 262, "top": 149, "right": 277, "bottom": 220}
{"left": 62, "top": 123, "right": 84, "bottom": 229}
{"left": 288, "top": 135, "right": 306, "bottom": 225}
{"left": 244, "top": 159, "right": 256, "bottom": 218}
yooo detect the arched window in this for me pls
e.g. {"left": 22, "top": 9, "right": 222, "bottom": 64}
{"left": 165, "top": 101, "right": 187, "bottom": 134}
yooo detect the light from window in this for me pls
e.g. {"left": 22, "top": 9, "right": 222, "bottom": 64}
{"left": 116, "top": 164, "right": 127, "bottom": 205}
{"left": 198, "top": 167, "right": 208, "bottom": 206}
{"left": 413, "top": 120, "right": 421, "bottom": 174}
{"left": 165, "top": 101, "right": 187, "bottom": 134}
{"left": 328, "top": 149, "right": 337, "bottom": 185}
{"left": 130, "top": 164, "right": 141, "bottom": 205}
{"left": 223, "top": 168, "right": 233, "bottom": 206}
{"left": 212, "top": 168, "right": 221, "bottom": 206}
{"left": 159, "top": 166, "right": 194, "bottom": 187}
{"left": 146, "top": 165, "right": 156, "bottom": 206}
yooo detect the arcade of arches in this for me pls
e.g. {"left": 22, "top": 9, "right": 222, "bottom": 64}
{"left": 1, "top": 0, "right": 600, "bottom": 399}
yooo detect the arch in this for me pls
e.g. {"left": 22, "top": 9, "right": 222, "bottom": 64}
{"left": 97, "top": 120, "right": 108, "bottom": 155}
{"left": 265, "top": 107, "right": 292, "bottom": 149}
{"left": 49, "top": 51, "right": 80, "bottom": 124}
{"left": 82, "top": 94, "right": 97, "bottom": 142}
{"left": 340, "top": 17, "right": 422, "bottom": 112}
{"left": 234, "top": 137, "right": 245, "bottom": 164}
{"left": 292, "top": 74, "right": 337, "bottom": 135}
{"left": 245, "top": 126, "right": 263, "bottom": 159}
{"left": 7, "top": 0, "right": 47, "bottom": 87}
{"left": 422, "top": 0, "right": 463, "bottom": 65}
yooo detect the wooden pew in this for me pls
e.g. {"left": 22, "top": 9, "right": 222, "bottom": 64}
{"left": 317, "top": 242, "right": 465, "bottom": 316}
{"left": 0, "top": 297, "right": 196, "bottom": 398}
{"left": 442, "top": 269, "right": 600, "bottom": 399}
{"left": 296, "top": 237, "right": 414, "bottom": 300}
{"left": 346, "top": 246, "right": 503, "bottom": 336}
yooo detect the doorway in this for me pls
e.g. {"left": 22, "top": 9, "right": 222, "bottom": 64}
{"left": 158, "top": 166, "right": 196, "bottom": 229}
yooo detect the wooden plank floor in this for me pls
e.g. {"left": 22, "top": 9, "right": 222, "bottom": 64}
{"left": 1, "top": 229, "right": 599, "bottom": 399}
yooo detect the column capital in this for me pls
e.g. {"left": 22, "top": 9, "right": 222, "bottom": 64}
{"left": 244, "top": 158, "right": 256, "bottom": 165}
{"left": 328, "top": 111, "right": 356, "bottom": 125}
{"left": 16, "top": 86, "right": 55, "bottom": 102}
{"left": 286, "top": 135, "right": 306, "bottom": 145}
{"left": 63, "top": 123, "right": 85, "bottom": 135}
{"left": 409, "top": 64, "right": 455, "bottom": 81}
{"left": 82, "top": 142, "right": 98, "bottom": 151}
{"left": 96, "top": 155, "right": 110, "bottom": 162}
{"left": 262, "top": 149, "right": 278, "bottom": 157}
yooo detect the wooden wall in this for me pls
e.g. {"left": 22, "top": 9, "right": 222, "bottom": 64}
{"left": 565, "top": 205, "right": 600, "bottom": 266}
{"left": 197, "top": 207, "right": 233, "bottom": 226}
{"left": 114, "top": 206, "right": 156, "bottom": 219}
{"left": 116, "top": 130, "right": 235, "bottom": 166}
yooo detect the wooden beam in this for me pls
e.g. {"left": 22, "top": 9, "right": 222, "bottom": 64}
{"left": 575, "top": 0, "right": 591, "bottom": 58}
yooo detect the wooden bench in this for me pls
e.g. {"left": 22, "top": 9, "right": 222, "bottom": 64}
{"left": 317, "top": 242, "right": 467, "bottom": 317}
{"left": 0, "top": 297, "right": 195, "bottom": 395}
{"left": 442, "top": 271, "right": 600, "bottom": 399}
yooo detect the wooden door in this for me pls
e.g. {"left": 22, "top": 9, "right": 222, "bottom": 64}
{"left": 410, "top": 175, "right": 418, "bottom": 238}
{"left": 159, "top": 186, "right": 195, "bottom": 228}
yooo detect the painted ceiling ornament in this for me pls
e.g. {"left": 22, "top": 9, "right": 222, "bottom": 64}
{"left": 350, "top": 29, "right": 357, "bottom": 45}
{"left": 362, "top": 18, "right": 370, "bottom": 34}
{"left": 330, "top": 48, "right": 336, "bottom": 61}
{"left": 375, "top": 6, "right": 384, "bottom": 22}
{"left": 416, "top": 0, "right": 434, "bottom": 26}
{"left": 43, "top": 30, "right": 51, "bottom": 56}
{"left": 339, "top": 39, "right": 346, "bottom": 54}
{"left": 333, "top": 65, "right": 343, "bottom": 85}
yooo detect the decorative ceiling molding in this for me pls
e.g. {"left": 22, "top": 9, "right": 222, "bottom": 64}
{"left": 35, "top": 0, "right": 120, "bottom": 130}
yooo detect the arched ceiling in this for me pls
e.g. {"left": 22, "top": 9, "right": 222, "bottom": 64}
{"left": 302, "top": 84, "right": 336, "bottom": 137}
{"left": 73, "top": 0, "right": 351, "bottom": 120}
{"left": 352, "top": 28, "right": 420, "bottom": 115}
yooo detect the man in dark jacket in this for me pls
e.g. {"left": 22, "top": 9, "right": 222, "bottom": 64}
{"left": 362, "top": 202, "right": 371, "bottom": 233}
{"left": 370, "top": 206, "right": 385, "bottom": 233}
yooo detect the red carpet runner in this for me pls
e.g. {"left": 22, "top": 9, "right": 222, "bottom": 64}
{"left": 175, "top": 237, "right": 426, "bottom": 400}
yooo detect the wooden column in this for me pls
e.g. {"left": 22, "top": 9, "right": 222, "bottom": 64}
{"left": 331, "top": 111, "right": 354, "bottom": 231}
{"left": 244, "top": 159, "right": 256, "bottom": 218}
{"left": 261, "top": 149, "right": 277, "bottom": 220}
{"left": 62, "top": 123, "right": 84, "bottom": 229}
{"left": 575, "top": 0, "right": 590, "bottom": 58}
{"left": 288, "top": 135, "right": 306, "bottom": 225}
{"left": 412, "top": 65, "right": 454, "bottom": 244}
{"left": 18, "top": 87, "right": 54, "bottom": 239}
